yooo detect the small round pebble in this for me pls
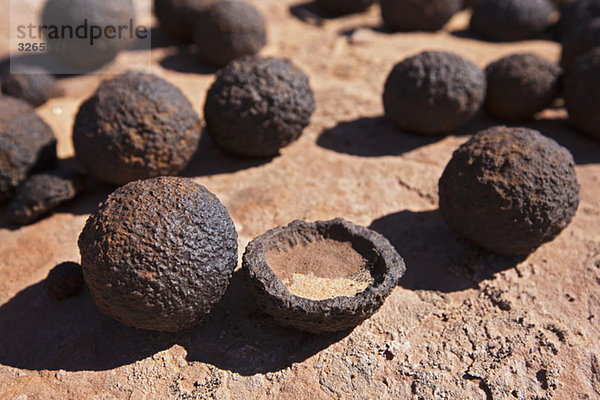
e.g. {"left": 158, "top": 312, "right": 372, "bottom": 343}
{"left": 560, "top": 18, "right": 600, "bottom": 70}
{"left": 6, "top": 170, "right": 85, "bottom": 225}
{"left": 79, "top": 177, "right": 238, "bottom": 332}
{"left": 315, "top": 0, "right": 375, "bottom": 15}
{"left": 73, "top": 74, "right": 202, "bottom": 185}
{"left": 439, "top": 126, "right": 580, "bottom": 257}
{"left": 194, "top": 0, "right": 267, "bottom": 67}
{"left": 154, "top": 0, "right": 216, "bottom": 42}
{"left": 380, "top": 0, "right": 463, "bottom": 32}
{"left": 44, "top": 262, "right": 85, "bottom": 300}
{"left": 204, "top": 56, "right": 315, "bottom": 157}
{"left": 564, "top": 48, "right": 600, "bottom": 139}
{"left": 1, "top": 65, "right": 64, "bottom": 107}
{"left": 469, "top": 0, "right": 557, "bottom": 42}
{"left": 485, "top": 53, "right": 561, "bottom": 121}
{"left": 382, "top": 51, "right": 486, "bottom": 136}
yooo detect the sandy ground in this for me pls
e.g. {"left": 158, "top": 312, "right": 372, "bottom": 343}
{"left": 0, "top": 1, "right": 599, "bottom": 399}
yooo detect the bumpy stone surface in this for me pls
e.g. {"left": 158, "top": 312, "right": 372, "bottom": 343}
{"left": 485, "top": 53, "right": 561, "bottom": 121}
{"left": 41, "top": 0, "right": 136, "bottom": 71}
{"left": 78, "top": 177, "right": 238, "bottom": 332}
{"left": 560, "top": 18, "right": 600, "bottom": 70}
{"left": 205, "top": 56, "right": 315, "bottom": 157}
{"left": 470, "top": 0, "right": 557, "bottom": 41}
{"left": 44, "top": 262, "right": 84, "bottom": 300}
{"left": 383, "top": 51, "right": 486, "bottom": 136}
{"left": 439, "top": 126, "right": 580, "bottom": 257}
{"left": 73, "top": 74, "right": 202, "bottom": 185}
{"left": 564, "top": 48, "right": 600, "bottom": 139}
{"left": 154, "top": 0, "right": 216, "bottom": 42}
{"left": 194, "top": 0, "right": 267, "bottom": 67}
{"left": 242, "top": 219, "right": 405, "bottom": 333}
{"left": 380, "top": 0, "right": 463, "bottom": 32}
{"left": 557, "top": 0, "right": 600, "bottom": 38}
{"left": 6, "top": 170, "right": 85, "bottom": 225}
{"left": 315, "top": 0, "right": 375, "bottom": 15}
{"left": 1, "top": 66, "right": 64, "bottom": 107}
{"left": 0, "top": 96, "right": 57, "bottom": 204}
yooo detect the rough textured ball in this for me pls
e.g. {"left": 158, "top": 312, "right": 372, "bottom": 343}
{"left": 73, "top": 74, "right": 202, "bottom": 185}
{"left": 6, "top": 170, "right": 85, "bottom": 225}
{"left": 315, "top": 0, "right": 375, "bottom": 15}
{"left": 0, "top": 97, "right": 57, "bottom": 203}
{"left": 564, "top": 49, "right": 600, "bottom": 139}
{"left": 380, "top": 0, "right": 463, "bottom": 32}
{"left": 42, "top": 0, "right": 136, "bottom": 71}
{"left": 79, "top": 177, "right": 239, "bottom": 332}
{"left": 485, "top": 53, "right": 561, "bottom": 121}
{"left": 557, "top": 0, "right": 600, "bottom": 39}
{"left": 44, "top": 262, "right": 85, "bottom": 300}
{"left": 204, "top": 56, "right": 315, "bottom": 157}
{"left": 469, "top": 0, "right": 557, "bottom": 41}
{"left": 382, "top": 51, "right": 486, "bottom": 136}
{"left": 439, "top": 126, "right": 580, "bottom": 257}
{"left": 1, "top": 66, "right": 64, "bottom": 107}
{"left": 154, "top": 0, "right": 216, "bottom": 42}
{"left": 560, "top": 18, "right": 600, "bottom": 70}
{"left": 194, "top": 0, "right": 267, "bottom": 67}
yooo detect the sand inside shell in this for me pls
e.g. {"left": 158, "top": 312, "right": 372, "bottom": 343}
{"left": 265, "top": 238, "right": 374, "bottom": 300}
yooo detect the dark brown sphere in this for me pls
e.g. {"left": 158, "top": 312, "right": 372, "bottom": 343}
{"left": 73, "top": 74, "right": 202, "bottom": 185}
{"left": 1, "top": 66, "right": 63, "bottom": 107}
{"left": 560, "top": 18, "right": 600, "bottom": 70}
{"left": 204, "top": 56, "right": 315, "bottom": 157}
{"left": 469, "top": 0, "right": 557, "bottom": 42}
{"left": 44, "top": 262, "right": 85, "bottom": 300}
{"left": 194, "top": 0, "right": 267, "bottom": 67}
{"left": 564, "top": 48, "right": 600, "bottom": 139}
{"left": 79, "top": 177, "right": 238, "bottom": 332}
{"left": 383, "top": 51, "right": 486, "bottom": 136}
{"left": 315, "top": 0, "right": 375, "bottom": 15}
{"left": 381, "top": 0, "right": 463, "bottom": 32}
{"left": 154, "top": 0, "right": 216, "bottom": 42}
{"left": 439, "top": 126, "right": 580, "bottom": 257}
{"left": 485, "top": 53, "right": 561, "bottom": 121}
{"left": 557, "top": 0, "right": 600, "bottom": 39}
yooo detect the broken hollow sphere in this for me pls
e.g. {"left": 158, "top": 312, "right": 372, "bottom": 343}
{"left": 383, "top": 51, "right": 486, "bottom": 136}
{"left": 79, "top": 177, "right": 238, "bottom": 332}
{"left": 439, "top": 126, "right": 580, "bottom": 257}
{"left": 73, "top": 74, "right": 202, "bottom": 185}
{"left": 242, "top": 219, "right": 406, "bottom": 333}
{"left": 204, "top": 56, "right": 315, "bottom": 157}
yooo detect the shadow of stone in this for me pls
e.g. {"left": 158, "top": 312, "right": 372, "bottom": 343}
{"left": 159, "top": 49, "right": 218, "bottom": 75}
{"left": 369, "top": 210, "right": 522, "bottom": 292}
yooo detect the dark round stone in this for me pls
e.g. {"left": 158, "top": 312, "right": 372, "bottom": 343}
{"left": 382, "top": 51, "right": 486, "bottom": 136}
{"left": 44, "top": 262, "right": 85, "bottom": 300}
{"left": 380, "top": 0, "right": 463, "bottom": 32}
{"left": 6, "top": 169, "right": 85, "bottom": 225}
{"left": 485, "top": 53, "right": 561, "bottom": 121}
{"left": 79, "top": 177, "right": 238, "bottom": 332}
{"left": 564, "top": 48, "right": 600, "bottom": 139}
{"left": 154, "top": 0, "right": 216, "bottom": 43}
{"left": 204, "top": 56, "right": 315, "bottom": 157}
{"left": 1, "top": 66, "right": 64, "bottom": 107}
{"left": 560, "top": 18, "right": 600, "bottom": 70}
{"left": 194, "top": 0, "right": 267, "bottom": 67}
{"left": 242, "top": 219, "right": 405, "bottom": 333}
{"left": 439, "top": 126, "right": 580, "bottom": 257}
{"left": 557, "top": 0, "right": 600, "bottom": 39}
{"left": 315, "top": 0, "right": 375, "bottom": 16}
{"left": 469, "top": 0, "right": 557, "bottom": 42}
{"left": 41, "top": 0, "right": 136, "bottom": 71}
{"left": 73, "top": 74, "right": 202, "bottom": 185}
{"left": 0, "top": 96, "right": 57, "bottom": 204}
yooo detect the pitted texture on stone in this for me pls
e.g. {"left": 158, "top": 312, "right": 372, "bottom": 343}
{"left": 470, "top": 0, "right": 556, "bottom": 42}
{"left": 485, "top": 53, "right": 561, "bottom": 121}
{"left": 194, "top": 0, "right": 266, "bottom": 67}
{"left": 315, "top": 0, "right": 375, "bottom": 16}
{"left": 44, "top": 262, "right": 85, "bottom": 300}
{"left": 380, "top": 0, "right": 463, "bottom": 32}
{"left": 383, "top": 51, "right": 485, "bottom": 136}
{"left": 205, "top": 56, "right": 315, "bottom": 157}
{"left": 73, "top": 74, "right": 202, "bottom": 185}
{"left": 564, "top": 49, "right": 600, "bottom": 139}
{"left": 6, "top": 169, "right": 85, "bottom": 225}
{"left": 0, "top": 96, "right": 57, "bottom": 204}
{"left": 560, "top": 18, "right": 600, "bottom": 70}
{"left": 439, "top": 126, "right": 580, "bottom": 257}
{"left": 78, "top": 177, "right": 238, "bottom": 332}
{"left": 242, "top": 219, "right": 405, "bottom": 334}
{"left": 1, "top": 66, "right": 64, "bottom": 107}
{"left": 154, "top": 0, "right": 216, "bottom": 43}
